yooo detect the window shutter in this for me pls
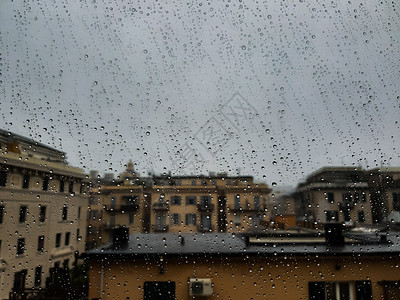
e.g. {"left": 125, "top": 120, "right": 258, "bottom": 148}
{"left": 355, "top": 280, "right": 372, "bottom": 300}
{"left": 309, "top": 282, "right": 325, "bottom": 300}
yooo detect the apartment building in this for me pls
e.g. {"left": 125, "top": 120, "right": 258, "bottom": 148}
{"left": 87, "top": 162, "right": 271, "bottom": 246}
{"left": 0, "top": 129, "right": 88, "bottom": 299}
{"left": 85, "top": 226, "right": 400, "bottom": 299}
{"left": 295, "top": 167, "right": 373, "bottom": 226}
{"left": 366, "top": 167, "right": 400, "bottom": 223}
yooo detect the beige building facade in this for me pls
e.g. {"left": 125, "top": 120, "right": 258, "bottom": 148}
{"left": 0, "top": 129, "right": 88, "bottom": 299}
{"left": 87, "top": 163, "right": 271, "bottom": 247}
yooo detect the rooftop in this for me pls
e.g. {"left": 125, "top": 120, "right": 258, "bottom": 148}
{"left": 84, "top": 230, "right": 400, "bottom": 258}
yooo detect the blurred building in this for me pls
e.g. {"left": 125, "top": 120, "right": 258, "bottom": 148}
{"left": 84, "top": 225, "right": 400, "bottom": 299}
{"left": 295, "top": 167, "right": 373, "bottom": 226}
{"left": 366, "top": 167, "right": 400, "bottom": 223}
{"left": 0, "top": 129, "right": 88, "bottom": 299}
{"left": 86, "top": 162, "right": 271, "bottom": 247}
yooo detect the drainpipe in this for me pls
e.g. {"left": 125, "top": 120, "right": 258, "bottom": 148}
{"left": 100, "top": 259, "right": 104, "bottom": 300}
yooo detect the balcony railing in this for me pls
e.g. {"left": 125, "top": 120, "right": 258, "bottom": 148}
{"left": 152, "top": 224, "right": 169, "bottom": 232}
{"left": 153, "top": 202, "right": 169, "bottom": 211}
{"left": 197, "top": 225, "right": 213, "bottom": 232}
{"left": 197, "top": 203, "right": 215, "bottom": 212}
{"left": 105, "top": 203, "right": 139, "bottom": 212}
{"left": 229, "top": 205, "right": 265, "bottom": 212}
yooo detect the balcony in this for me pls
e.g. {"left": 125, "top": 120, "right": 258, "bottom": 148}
{"left": 339, "top": 202, "right": 355, "bottom": 210}
{"left": 197, "top": 203, "right": 215, "bottom": 212}
{"left": 152, "top": 224, "right": 169, "bottom": 232}
{"left": 197, "top": 225, "right": 213, "bottom": 233}
{"left": 229, "top": 205, "right": 265, "bottom": 213}
{"left": 105, "top": 203, "right": 139, "bottom": 212}
{"left": 153, "top": 202, "right": 170, "bottom": 211}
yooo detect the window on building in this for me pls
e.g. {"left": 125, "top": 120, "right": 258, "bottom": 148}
{"left": 59, "top": 180, "right": 65, "bottom": 193}
{"left": 171, "top": 213, "right": 180, "bottom": 225}
{"left": 186, "top": 196, "right": 196, "bottom": 205}
{"left": 361, "top": 192, "right": 367, "bottom": 203}
{"left": 235, "top": 214, "right": 241, "bottom": 226}
{"left": 129, "top": 213, "right": 134, "bottom": 225}
{"left": 354, "top": 192, "right": 360, "bottom": 203}
{"left": 63, "top": 259, "right": 69, "bottom": 269}
{"left": 22, "top": 174, "right": 30, "bottom": 189}
{"left": 144, "top": 281, "right": 175, "bottom": 300}
{"left": 68, "top": 181, "right": 74, "bottom": 193}
{"left": 76, "top": 229, "right": 80, "bottom": 241}
{"left": 39, "top": 206, "right": 46, "bottom": 223}
{"left": 325, "top": 210, "right": 339, "bottom": 222}
{"left": 65, "top": 232, "right": 70, "bottom": 246}
{"left": 155, "top": 214, "right": 166, "bottom": 226}
{"left": 393, "top": 193, "right": 400, "bottom": 211}
{"left": 0, "top": 169, "right": 7, "bottom": 186}
{"left": 55, "top": 233, "right": 61, "bottom": 248}
{"left": 111, "top": 197, "right": 116, "bottom": 209}
{"left": 78, "top": 206, "right": 81, "bottom": 219}
{"left": 185, "top": 214, "right": 196, "bottom": 225}
{"left": 309, "top": 281, "right": 372, "bottom": 300}
{"left": 0, "top": 205, "right": 4, "bottom": 224}
{"left": 327, "top": 192, "right": 334, "bottom": 204}
{"left": 200, "top": 214, "right": 211, "bottom": 229}
{"left": 17, "top": 238, "right": 25, "bottom": 255}
{"left": 358, "top": 211, "right": 365, "bottom": 223}
{"left": 171, "top": 196, "right": 181, "bottom": 205}
{"left": 38, "top": 235, "right": 44, "bottom": 252}
{"left": 254, "top": 196, "right": 261, "bottom": 210}
{"left": 0, "top": 240, "right": 2, "bottom": 257}
{"left": 343, "top": 210, "right": 351, "bottom": 222}
{"left": 34, "top": 266, "right": 42, "bottom": 287}
{"left": 234, "top": 194, "right": 240, "bottom": 209}
{"left": 62, "top": 205, "right": 68, "bottom": 221}
{"left": 19, "top": 206, "right": 27, "bottom": 223}
{"left": 191, "top": 180, "right": 197, "bottom": 186}
{"left": 200, "top": 196, "right": 211, "bottom": 206}
{"left": 42, "top": 177, "right": 49, "bottom": 191}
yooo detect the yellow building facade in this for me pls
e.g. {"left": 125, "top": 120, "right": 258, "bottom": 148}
{"left": 87, "top": 164, "right": 271, "bottom": 247}
{"left": 85, "top": 230, "right": 400, "bottom": 299}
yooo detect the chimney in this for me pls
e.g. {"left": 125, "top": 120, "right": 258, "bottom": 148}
{"left": 325, "top": 223, "right": 344, "bottom": 247}
{"left": 112, "top": 227, "right": 129, "bottom": 249}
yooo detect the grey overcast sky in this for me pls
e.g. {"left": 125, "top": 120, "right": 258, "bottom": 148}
{"left": 0, "top": 0, "right": 399, "bottom": 187}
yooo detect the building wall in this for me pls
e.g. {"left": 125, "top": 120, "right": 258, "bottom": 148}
{"left": 311, "top": 189, "right": 373, "bottom": 225}
{"left": 88, "top": 175, "right": 271, "bottom": 244}
{"left": 88, "top": 254, "right": 400, "bottom": 299}
{"left": 0, "top": 151, "right": 88, "bottom": 299}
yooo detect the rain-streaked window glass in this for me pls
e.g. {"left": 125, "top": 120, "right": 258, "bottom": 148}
{"left": 1, "top": 0, "right": 400, "bottom": 299}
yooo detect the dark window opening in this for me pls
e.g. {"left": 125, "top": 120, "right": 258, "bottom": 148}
{"left": 327, "top": 192, "right": 334, "bottom": 203}
{"left": 68, "top": 181, "right": 74, "bottom": 193}
{"left": 34, "top": 266, "right": 42, "bottom": 287}
{"left": 19, "top": 206, "right": 27, "bottom": 223}
{"left": 65, "top": 232, "right": 70, "bottom": 246}
{"left": 62, "top": 206, "right": 68, "bottom": 221}
{"left": 42, "top": 177, "right": 49, "bottom": 191}
{"left": 59, "top": 180, "right": 65, "bottom": 193}
{"left": 0, "top": 170, "right": 7, "bottom": 186}
{"left": 55, "top": 233, "right": 61, "bottom": 248}
{"left": 38, "top": 235, "right": 44, "bottom": 252}
{"left": 17, "top": 238, "right": 25, "bottom": 255}
{"left": 358, "top": 211, "right": 365, "bottom": 223}
{"left": 171, "top": 196, "right": 181, "bottom": 205}
{"left": 144, "top": 281, "right": 175, "bottom": 300}
{"left": 0, "top": 206, "right": 4, "bottom": 224}
{"left": 186, "top": 196, "right": 196, "bottom": 205}
{"left": 39, "top": 206, "right": 46, "bottom": 222}
{"left": 22, "top": 174, "right": 30, "bottom": 189}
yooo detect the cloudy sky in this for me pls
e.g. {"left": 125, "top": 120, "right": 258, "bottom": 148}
{"left": 0, "top": 0, "right": 399, "bottom": 187}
